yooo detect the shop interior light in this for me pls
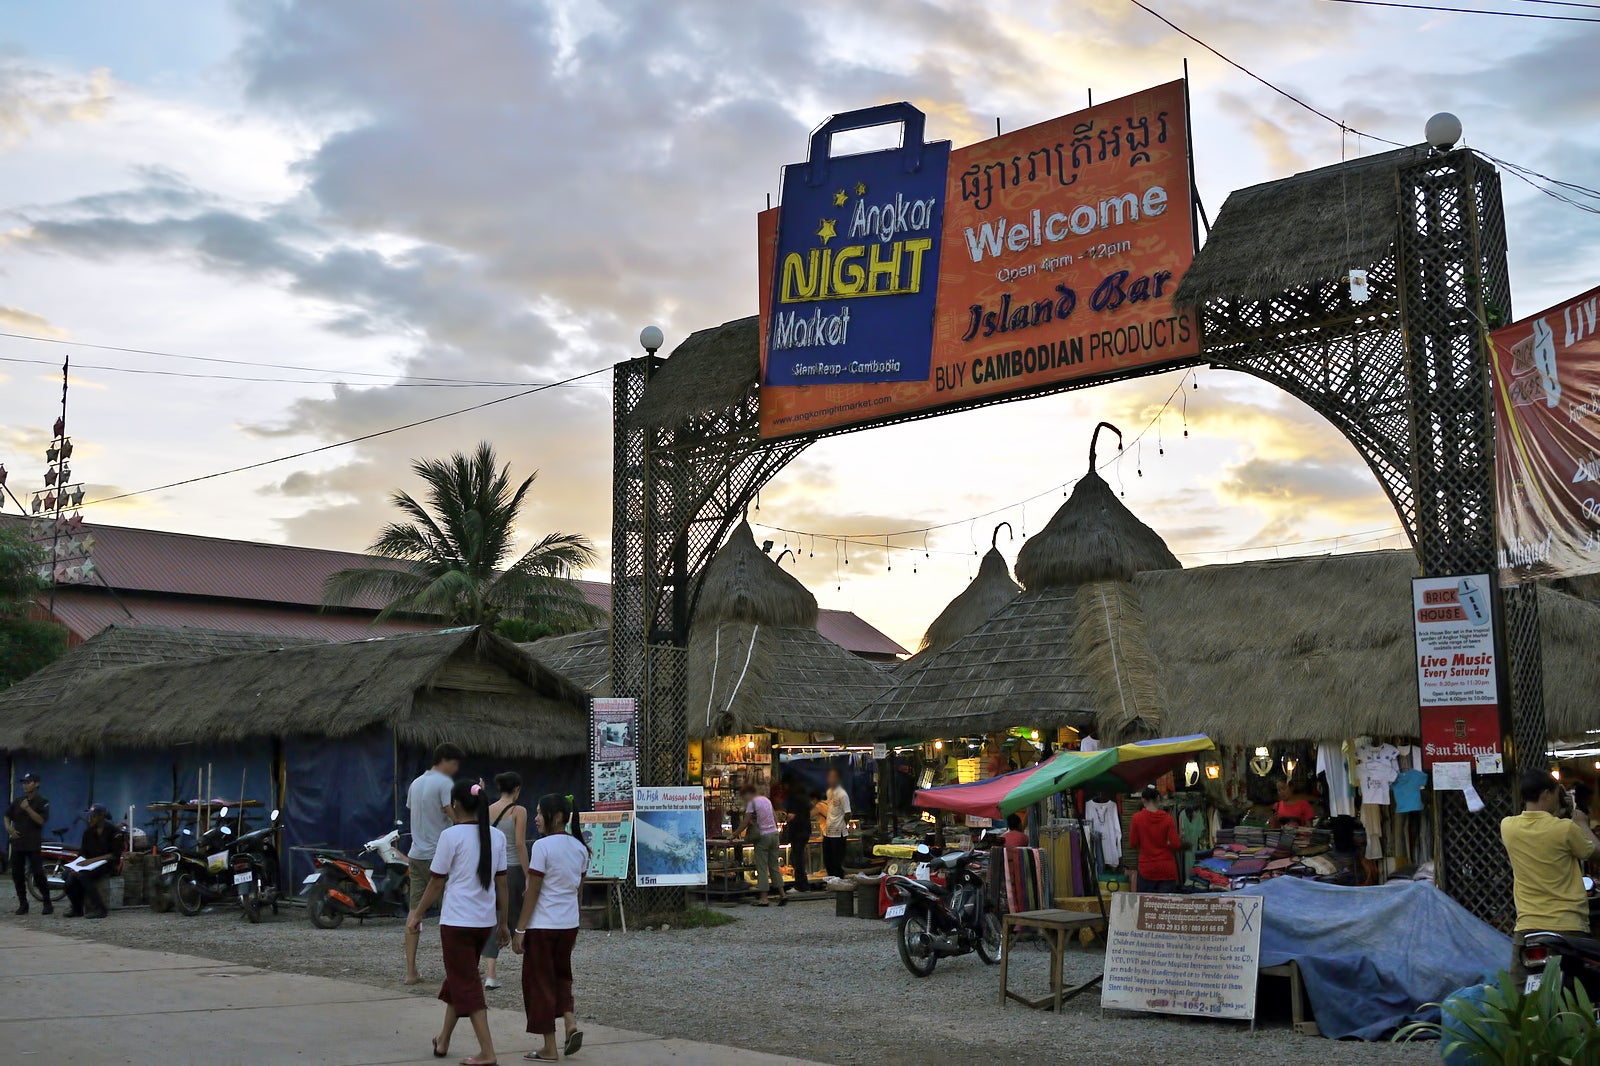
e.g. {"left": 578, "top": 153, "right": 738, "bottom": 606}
{"left": 1030, "top": 730, "right": 1040, "bottom": 741}
{"left": 1283, "top": 757, "right": 1297, "bottom": 777}
{"left": 934, "top": 740, "right": 944, "bottom": 751}
{"left": 1184, "top": 760, "right": 1200, "bottom": 787}
{"left": 746, "top": 740, "right": 755, "bottom": 750}
{"left": 1205, "top": 763, "right": 1221, "bottom": 780}
{"left": 1554, "top": 768, "right": 1562, "bottom": 780}
{"left": 1253, "top": 746, "right": 1270, "bottom": 758}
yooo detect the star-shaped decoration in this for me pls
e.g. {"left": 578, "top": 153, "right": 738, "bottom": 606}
{"left": 816, "top": 218, "right": 837, "bottom": 244}
{"left": 855, "top": 181, "right": 867, "bottom": 196}
{"left": 832, "top": 189, "right": 848, "bottom": 207}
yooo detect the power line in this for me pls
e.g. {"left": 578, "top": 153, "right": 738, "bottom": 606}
{"left": 1320, "top": 0, "right": 1600, "bottom": 20}
{"left": 82, "top": 364, "right": 612, "bottom": 507}
{"left": 0, "top": 352, "right": 609, "bottom": 389}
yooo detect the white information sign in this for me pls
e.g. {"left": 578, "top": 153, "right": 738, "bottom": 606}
{"left": 1412, "top": 575, "right": 1498, "bottom": 707}
{"left": 632, "top": 786, "right": 708, "bottom": 887}
{"left": 1102, "top": 893, "right": 1263, "bottom": 1021}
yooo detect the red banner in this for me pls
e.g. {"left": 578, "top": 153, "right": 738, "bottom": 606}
{"left": 1492, "top": 285, "right": 1600, "bottom": 582}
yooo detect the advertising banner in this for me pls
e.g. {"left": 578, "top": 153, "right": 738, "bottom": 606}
{"left": 758, "top": 80, "right": 1198, "bottom": 438}
{"left": 590, "top": 697, "right": 638, "bottom": 813}
{"left": 578, "top": 810, "right": 634, "bottom": 881}
{"left": 1102, "top": 893, "right": 1262, "bottom": 1021}
{"left": 632, "top": 786, "right": 708, "bottom": 887}
{"left": 1492, "top": 285, "right": 1600, "bottom": 583}
{"left": 1412, "top": 575, "right": 1502, "bottom": 768}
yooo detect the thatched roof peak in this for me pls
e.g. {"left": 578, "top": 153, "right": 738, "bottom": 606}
{"left": 920, "top": 538, "right": 1021, "bottom": 654}
{"left": 1015, "top": 425, "right": 1181, "bottom": 590}
{"left": 694, "top": 521, "right": 818, "bottom": 629}
{"left": 631, "top": 317, "right": 759, "bottom": 431}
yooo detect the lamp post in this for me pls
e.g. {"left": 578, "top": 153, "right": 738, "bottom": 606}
{"left": 639, "top": 325, "right": 664, "bottom": 356}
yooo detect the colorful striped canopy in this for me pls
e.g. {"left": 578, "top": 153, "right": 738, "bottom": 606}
{"left": 913, "top": 734, "right": 1215, "bottom": 819}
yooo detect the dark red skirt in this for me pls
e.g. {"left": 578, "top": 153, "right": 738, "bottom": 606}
{"left": 438, "top": 925, "right": 492, "bottom": 1014}
{"left": 521, "top": 928, "right": 579, "bottom": 1035}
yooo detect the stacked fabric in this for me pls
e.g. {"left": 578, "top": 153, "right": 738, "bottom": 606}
{"left": 1000, "top": 847, "right": 1053, "bottom": 913}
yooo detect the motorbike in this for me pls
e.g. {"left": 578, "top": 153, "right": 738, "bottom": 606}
{"left": 883, "top": 841, "right": 1003, "bottom": 977}
{"left": 28, "top": 825, "right": 79, "bottom": 904}
{"left": 302, "top": 822, "right": 411, "bottom": 929}
{"left": 1518, "top": 877, "right": 1600, "bottom": 1000}
{"left": 230, "top": 808, "right": 284, "bottom": 924}
{"left": 152, "top": 807, "right": 239, "bottom": 916}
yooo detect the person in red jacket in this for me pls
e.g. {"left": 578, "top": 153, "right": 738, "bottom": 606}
{"left": 1127, "top": 787, "right": 1182, "bottom": 892}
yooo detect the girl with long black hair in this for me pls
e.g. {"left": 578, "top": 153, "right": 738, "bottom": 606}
{"left": 408, "top": 779, "right": 509, "bottom": 1066}
{"left": 512, "top": 793, "right": 588, "bottom": 1061}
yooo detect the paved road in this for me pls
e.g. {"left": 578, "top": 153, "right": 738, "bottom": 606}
{"left": 0, "top": 924, "right": 826, "bottom": 1065}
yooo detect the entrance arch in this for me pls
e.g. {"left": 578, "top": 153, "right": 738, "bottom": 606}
{"left": 612, "top": 145, "right": 1539, "bottom": 925}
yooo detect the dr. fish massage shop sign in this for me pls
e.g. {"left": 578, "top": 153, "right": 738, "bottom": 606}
{"left": 1412, "top": 575, "right": 1502, "bottom": 769}
{"left": 1102, "top": 894, "right": 1262, "bottom": 1021}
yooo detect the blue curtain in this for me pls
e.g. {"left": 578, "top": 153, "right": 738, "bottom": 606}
{"left": 172, "top": 743, "right": 276, "bottom": 810}
{"left": 282, "top": 728, "right": 395, "bottom": 883}
{"left": 7, "top": 753, "right": 94, "bottom": 847}
{"left": 777, "top": 753, "right": 877, "bottom": 814}
{"left": 90, "top": 749, "right": 177, "bottom": 842}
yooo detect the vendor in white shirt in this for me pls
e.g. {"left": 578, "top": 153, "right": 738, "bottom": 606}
{"left": 822, "top": 767, "right": 852, "bottom": 878}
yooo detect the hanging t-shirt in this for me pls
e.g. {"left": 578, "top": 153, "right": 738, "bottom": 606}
{"left": 1392, "top": 768, "right": 1428, "bottom": 814}
{"left": 1084, "top": 799, "right": 1123, "bottom": 868}
{"left": 1356, "top": 741, "right": 1400, "bottom": 805}
{"left": 1317, "top": 741, "right": 1356, "bottom": 818}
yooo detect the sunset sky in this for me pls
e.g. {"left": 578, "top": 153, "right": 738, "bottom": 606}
{"left": 2, "top": 1, "right": 1597, "bottom": 649}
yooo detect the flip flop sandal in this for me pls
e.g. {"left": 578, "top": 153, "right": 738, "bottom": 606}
{"left": 565, "top": 1030, "right": 584, "bottom": 1057}
{"left": 524, "top": 1053, "right": 557, "bottom": 1061}
{"left": 432, "top": 1037, "right": 447, "bottom": 1058}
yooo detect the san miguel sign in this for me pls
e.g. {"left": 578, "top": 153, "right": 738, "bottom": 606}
{"left": 757, "top": 80, "right": 1200, "bottom": 438}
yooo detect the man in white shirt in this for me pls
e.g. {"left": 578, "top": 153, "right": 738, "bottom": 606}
{"left": 822, "top": 768, "right": 851, "bottom": 879}
{"left": 404, "top": 742, "right": 462, "bottom": 985}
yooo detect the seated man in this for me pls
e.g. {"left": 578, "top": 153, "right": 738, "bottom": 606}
{"left": 64, "top": 805, "right": 122, "bottom": 919}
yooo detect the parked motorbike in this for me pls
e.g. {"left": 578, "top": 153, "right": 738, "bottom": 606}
{"left": 302, "top": 822, "right": 411, "bottom": 929}
{"left": 231, "top": 808, "right": 284, "bottom": 924}
{"left": 152, "top": 807, "right": 239, "bottom": 916}
{"left": 28, "top": 825, "right": 79, "bottom": 904}
{"left": 1519, "top": 878, "right": 1600, "bottom": 999}
{"left": 883, "top": 842, "right": 1003, "bottom": 977}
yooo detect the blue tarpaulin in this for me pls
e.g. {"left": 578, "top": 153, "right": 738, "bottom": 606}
{"left": 7, "top": 755, "right": 93, "bottom": 846}
{"left": 91, "top": 750, "right": 176, "bottom": 836}
{"left": 1234, "top": 878, "right": 1509, "bottom": 1040}
{"left": 283, "top": 728, "right": 395, "bottom": 883}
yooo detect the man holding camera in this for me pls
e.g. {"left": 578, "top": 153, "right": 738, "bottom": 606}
{"left": 1501, "top": 769, "right": 1600, "bottom": 977}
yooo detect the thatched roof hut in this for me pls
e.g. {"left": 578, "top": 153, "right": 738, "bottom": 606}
{"left": 1141, "top": 550, "right": 1600, "bottom": 745}
{"left": 523, "top": 628, "right": 612, "bottom": 695}
{"left": 2, "top": 627, "right": 588, "bottom": 758}
{"left": 689, "top": 523, "right": 891, "bottom": 737}
{"left": 919, "top": 533, "right": 1021, "bottom": 655}
{"left": 1174, "top": 145, "right": 1429, "bottom": 308}
{"left": 631, "top": 317, "right": 759, "bottom": 432}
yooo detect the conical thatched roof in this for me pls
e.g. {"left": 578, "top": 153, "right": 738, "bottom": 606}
{"left": 694, "top": 521, "right": 817, "bottom": 628}
{"left": 522, "top": 628, "right": 611, "bottom": 695}
{"left": 1140, "top": 550, "right": 1600, "bottom": 744}
{"left": 1174, "top": 145, "right": 1430, "bottom": 308}
{"left": 3, "top": 628, "right": 589, "bottom": 757}
{"left": 1015, "top": 469, "right": 1180, "bottom": 589}
{"left": 688, "top": 524, "right": 888, "bottom": 737}
{"left": 919, "top": 544, "right": 1020, "bottom": 654}
{"left": 630, "top": 317, "right": 759, "bottom": 432}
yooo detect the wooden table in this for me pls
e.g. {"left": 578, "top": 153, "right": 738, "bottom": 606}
{"left": 998, "top": 908, "right": 1106, "bottom": 1011}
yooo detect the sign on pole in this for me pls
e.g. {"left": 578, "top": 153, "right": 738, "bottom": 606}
{"left": 578, "top": 810, "right": 634, "bottom": 881}
{"left": 757, "top": 80, "right": 1199, "bottom": 439}
{"left": 632, "top": 786, "right": 708, "bottom": 888}
{"left": 1102, "top": 894, "right": 1262, "bottom": 1021}
{"left": 1412, "top": 575, "right": 1502, "bottom": 769}
{"left": 1492, "top": 285, "right": 1600, "bottom": 583}
{"left": 590, "top": 697, "right": 638, "bottom": 813}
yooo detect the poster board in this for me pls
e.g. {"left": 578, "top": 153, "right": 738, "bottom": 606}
{"left": 1102, "top": 893, "right": 1262, "bottom": 1021}
{"left": 633, "top": 786, "right": 708, "bottom": 887}
{"left": 590, "top": 697, "right": 638, "bottom": 812}
{"left": 1411, "top": 575, "right": 1502, "bottom": 768}
{"left": 578, "top": 810, "right": 634, "bottom": 881}
{"left": 757, "top": 80, "right": 1199, "bottom": 438}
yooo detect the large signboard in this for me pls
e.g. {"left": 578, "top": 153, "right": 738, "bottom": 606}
{"left": 1492, "top": 285, "right": 1600, "bottom": 583}
{"left": 758, "top": 80, "right": 1199, "bottom": 439}
{"left": 590, "top": 697, "right": 638, "bottom": 813}
{"left": 1412, "top": 575, "right": 1502, "bottom": 769}
{"left": 632, "top": 786, "right": 708, "bottom": 888}
{"left": 1102, "top": 893, "right": 1262, "bottom": 1021}
{"left": 578, "top": 810, "right": 634, "bottom": 881}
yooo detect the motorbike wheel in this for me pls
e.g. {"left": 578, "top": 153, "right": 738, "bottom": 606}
{"left": 28, "top": 863, "right": 68, "bottom": 903}
{"left": 242, "top": 891, "right": 262, "bottom": 924}
{"left": 307, "top": 882, "right": 344, "bottom": 929}
{"left": 175, "top": 874, "right": 205, "bottom": 917}
{"left": 897, "top": 905, "right": 938, "bottom": 978}
{"left": 976, "top": 911, "right": 1004, "bottom": 965}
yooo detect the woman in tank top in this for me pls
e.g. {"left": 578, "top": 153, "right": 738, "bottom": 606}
{"left": 481, "top": 773, "right": 528, "bottom": 990}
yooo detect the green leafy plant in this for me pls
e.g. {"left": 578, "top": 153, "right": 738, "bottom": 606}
{"left": 0, "top": 526, "right": 68, "bottom": 689}
{"left": 1393, "top": 958, "right": 1600, "bottom": 1064}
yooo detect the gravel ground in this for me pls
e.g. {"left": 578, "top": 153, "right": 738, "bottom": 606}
{"left": 32, "top": 898, "right": 1433, "bottom": 1066}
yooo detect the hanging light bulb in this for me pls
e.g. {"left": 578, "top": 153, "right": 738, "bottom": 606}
{"left": 934, "top": 739, "right": 943, "bottom": 751}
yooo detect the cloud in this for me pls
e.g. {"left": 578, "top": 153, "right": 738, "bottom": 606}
{"left": 0, "top": 305, "right": 63, "bottom": 336}
{"left": 0, "top": 62, "right": 111, "bottom": 149}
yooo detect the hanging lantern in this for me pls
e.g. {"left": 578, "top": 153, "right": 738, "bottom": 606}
{"left": 1184, "top": 760, "right": 1200, "bottom": 787}
{"left": 1204, "top": 762, "right": 1221, "bottom": 780}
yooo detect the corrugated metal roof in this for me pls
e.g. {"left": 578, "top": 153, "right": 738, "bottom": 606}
{"left": 41, "top": 589, "right": 431, "bottom": 643}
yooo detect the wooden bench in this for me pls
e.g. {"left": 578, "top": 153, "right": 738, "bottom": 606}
{"left": 1259, "top": 961, "right": 1319, "bottom": 1035}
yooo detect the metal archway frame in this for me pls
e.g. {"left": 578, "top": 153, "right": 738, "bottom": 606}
{"left": 611, "top": 148, "right": 1540, "bottom": 925}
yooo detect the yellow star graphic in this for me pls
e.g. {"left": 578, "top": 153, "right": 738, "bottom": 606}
{"left": 816, "top": 218, "right": 837, "bottom": 244}
{"left": 855, "top": 181, "right": 867, "bottom": 196}
{"left": 833, "top": 189, "right": 848, "bottom": 207}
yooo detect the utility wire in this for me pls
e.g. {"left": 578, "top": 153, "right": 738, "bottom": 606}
{"left": 1320, "top": 0, "right": 1600, "bottom": 20}
{"left": 0, "top": 352, "right": 609, "bottom": 389}
{"left": 82, "top": 364, "right": 612, "bottom": 507}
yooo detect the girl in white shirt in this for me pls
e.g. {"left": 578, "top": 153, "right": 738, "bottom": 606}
{"left": 512, "top": 794, "right": 589, "bottom": 1061}
{"left": 408, "top": 779, "right": 509, "bottom": 1066}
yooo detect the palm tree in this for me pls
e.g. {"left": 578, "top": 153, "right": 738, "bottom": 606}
{"left": 323, "top": 442, "right": 603, "bottom": 632}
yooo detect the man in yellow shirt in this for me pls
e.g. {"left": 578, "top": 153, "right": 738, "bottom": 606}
{"left": 1501, "top": 770, "right": 1600, "bottom": 977}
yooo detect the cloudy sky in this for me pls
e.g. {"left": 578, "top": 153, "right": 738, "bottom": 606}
{"left": 2, "top": 0, "right": 1597, "bottom": 649}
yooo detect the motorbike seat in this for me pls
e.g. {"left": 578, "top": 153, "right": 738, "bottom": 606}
{"left": 1525, "top": 930, "right": 1600, "bottom": 953}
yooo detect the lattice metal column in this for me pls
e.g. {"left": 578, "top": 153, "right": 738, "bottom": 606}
{"left": 1397, "top": 148, "right": 1537, "bottom": 928}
